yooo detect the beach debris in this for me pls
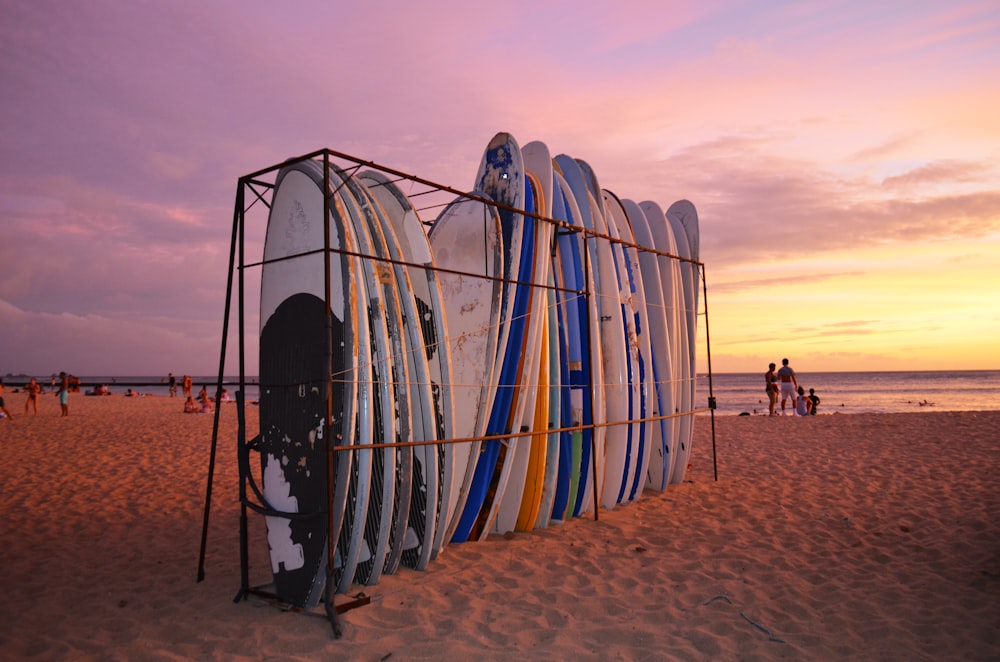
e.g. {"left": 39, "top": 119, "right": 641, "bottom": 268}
{"left": 740, "top": 611, "right": 786, "bottom": 644}
{"left": 701, "top": 596, "right": 786, "bottom": 643}
{"left": 702, "top": 594, "right": 733, "bottom": 606}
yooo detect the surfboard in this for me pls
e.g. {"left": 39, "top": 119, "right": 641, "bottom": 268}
{"left": 428, "top": 196, "right": 504, "bottom": 543}
{"left": 545, "top": 252, "right": 575, "bottom": 525}
{"left": 600, "top": 189, "right": 645, "bottom": 505}
{"left": 356, "top": 170, "right": 450, "bottom": 569}
{"left": 513, "top": 299, "right": 549, "bottom": 532}
{"left": 621, "top": 198, "right": 675, "bottom": 491}
{"left": 323, "top": 165, "right": 401, "bottom": 592}
{"left": 346, "top": 171, "right": 444, "bottom": 578}
{"left": 556, "top": 155, "right": 625, "bottom": 511}
{"left": 521, "top": 141, "right": 560, "bottom": 530}
{"left": 665, "top": 200, "right": 700, "bottom": 485}
{"left": 533, "top": 269, "right": 563, "bottom": 529}
{"left": 490, "top": 171, "right": 547, "bottom": 536}
{"left": 605, "top": 190, "right": 660, "bottom": 502}
{"left": 548, "top": 172, "right": 581, "bottom": 522}
{"left": 451, "top": 132, "right": 526, "bottom": 543}
{"left": 260, "top": 160, "right": 362, "bottom": 608}
{"left": 640, "top": 200, "right": 686, "bottom": 486}
{"left": 551, "top": 166, "right": 605, "bottom": 518}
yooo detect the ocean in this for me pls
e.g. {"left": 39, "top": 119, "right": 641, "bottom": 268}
{"left": 6, "top": 370, "right": 997, "bottom": 416}
{"left": 4, "top": 375, "right": 262, "bottom": 401}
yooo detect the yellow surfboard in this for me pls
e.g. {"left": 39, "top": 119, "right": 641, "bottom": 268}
{"left": 516, "top": 310, "right": 550, "bottom": 530}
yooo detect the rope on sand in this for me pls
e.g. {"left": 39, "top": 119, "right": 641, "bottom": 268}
{"left": 700, "top": 596, "right": 786, "bottom": 644}
{"left": 740, "top": 612, "right": 786, "bottom": 644}
{"left": 702, "top": 594, "right": 733, "bottom": 606}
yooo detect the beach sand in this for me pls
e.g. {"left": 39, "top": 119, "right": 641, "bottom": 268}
{"left": 1, "top": 396, "right": 997, "bottom": 660}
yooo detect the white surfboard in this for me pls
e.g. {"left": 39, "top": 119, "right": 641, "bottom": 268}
{"left": 665, "top": 200, "right": 700, "bottom": 485}
{"left": 428, "top": 196, "right": 504, "bottom": 542}
{"left": 603, "top": 189, "right": 655, "bottom": 502}
{"left": 450, "top": 132, "right": 527, "bottom": 544}
{"left": 323, "top": 164, "right": 400, "bottom": 592}
{"left": 621, "top": 198, "right": 676, "bottom": 491}
{"left": 641, "top": 200, "right": 686, "bottom": 486}
{"left": 356, "top": 170, "right": 450, "bottom": 568}
{"left": 358, "top": 171, "right": 455, "bottom": 562}
{"left": 556, "top": 155, "right": 627, "bottom": 511}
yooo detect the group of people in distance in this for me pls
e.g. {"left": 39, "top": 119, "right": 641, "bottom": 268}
{"left": 2, "top": 372, "right": 232, "bottom": 418}
{"left": 0, "top": 373, "right": 72, "bottom": 419}
{"left": 183, "top": 385, "right": 229, "bottom": 414}
{"left": 765, "top": 358, "right": 819, "bottom": 416}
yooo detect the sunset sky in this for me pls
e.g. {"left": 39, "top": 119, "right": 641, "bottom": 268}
{"left": 2, "top": 1, "right": 998, "bottom": 377}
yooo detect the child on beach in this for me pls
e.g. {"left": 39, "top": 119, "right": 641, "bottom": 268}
{"left": 808, "top": 388, "right": 820, "bottom": 415}
{"left": 184, "top": 396, "right": 200, "bottom": 413}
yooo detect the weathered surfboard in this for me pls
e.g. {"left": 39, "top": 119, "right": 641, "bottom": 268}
{"left": 259, "top": 160, "right": 361, "bottom": 607}
{"left": 428, "top": 195, "right": 503, "bottom": 543}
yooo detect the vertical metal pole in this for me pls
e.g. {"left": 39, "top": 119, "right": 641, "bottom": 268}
{"left": 198, "top": 177, "right": 242, "bottom": 583}
{"left": 699, "top": 263, "right": 718, "bottom": 482}
{"left": 322, "top": 153, "right": 342, "bottom": 638}
{"left": 583, "top": 230, "right": 600, "bottom": 521}
{"left": 236, "top": 179, "right": 249, "bottom": 597}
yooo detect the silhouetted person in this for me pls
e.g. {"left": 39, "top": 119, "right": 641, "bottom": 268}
{"left": 777, "top": 358, "right": 798, "bottom": 414}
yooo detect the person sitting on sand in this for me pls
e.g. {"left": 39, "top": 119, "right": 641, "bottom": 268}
{"left": 24, "top": 377, "right": 41, "bottom": 415}
{"left": 808, "top": 388, "right": 820, "bottom": 415}
{"left": 184, "top": 396, "right": 200, "bottom": 414}
{"left": 125, "top": 388, "right": 139, "bottom": 397}
{"left": 197, "top": 389, "right": 214, "bottom": 414}
{"left": 217, "top": 387, "right": 230, "bottom": 403}
{"left": 795, "top": 386, "right": 812, "bottom": 416}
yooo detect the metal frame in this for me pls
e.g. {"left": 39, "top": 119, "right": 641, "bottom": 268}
{"left": 195, "top": 148, "right": 717, "bottom": 638}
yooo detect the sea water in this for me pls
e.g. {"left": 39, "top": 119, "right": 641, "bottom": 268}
{"left": 7, "top": 370, "right": 997, "bottom": 416}
{"left": 695, "top": 370, "right": 1000, "bottom": 415}
{"left": 6, "top": 375, "right": 261, "bottom": 401}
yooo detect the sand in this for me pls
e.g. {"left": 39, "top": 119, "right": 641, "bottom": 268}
{"left": 1, "top": 395, "right": 997, "bottom": 660}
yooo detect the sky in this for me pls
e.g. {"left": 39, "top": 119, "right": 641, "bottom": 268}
{"left": 1, "top": 0, "right": 998, "bottom": 378}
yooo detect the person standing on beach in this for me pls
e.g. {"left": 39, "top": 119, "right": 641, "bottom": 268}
{"left": 777, "top": 358, "right": 798, "bottom": 414}
{"left": 182, "top": 375, "right": 193, "bottom": 399}
{"left": 765, "top": 363, "right": 779, "bottom": 415}
{"left": 57, "top": 371, "right": 70, "bottom": 417}
{"left": 0, "top": 379, "right": 13, "bottom": 419}
{"left": 24, "top": 377, "right": 40, "bottom": 415}
{"left": 168, "top": 373, "right": 177, "bottom": 397}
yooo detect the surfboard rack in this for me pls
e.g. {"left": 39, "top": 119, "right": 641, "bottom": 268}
{"left": 198, "top": 146, "right": 721, "bottom": 635}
